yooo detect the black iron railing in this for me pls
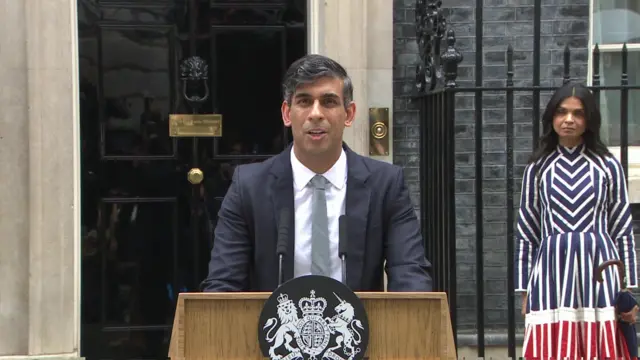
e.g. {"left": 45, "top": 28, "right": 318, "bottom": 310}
{"left": 414, "top": 1, "right": 638, "bottom": 358}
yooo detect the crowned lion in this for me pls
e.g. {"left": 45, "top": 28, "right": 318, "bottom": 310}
{"left": 263, "top": 294, "right": 301, "bottom": 360}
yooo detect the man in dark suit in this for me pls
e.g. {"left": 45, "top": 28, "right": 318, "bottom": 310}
{"left": 200, "top": 54, "right": 432, "bottom": 292}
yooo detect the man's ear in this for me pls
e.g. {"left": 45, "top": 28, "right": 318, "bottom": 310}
{"left": 281, "top": 101, "right": 292, "bottom": 127}
{"left": 344, "top": 102, "right": 356, "bottom": 127}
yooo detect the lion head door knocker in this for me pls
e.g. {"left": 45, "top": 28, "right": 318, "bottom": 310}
{"left": 180, "top": 56, "right": 210, "bottom": 112}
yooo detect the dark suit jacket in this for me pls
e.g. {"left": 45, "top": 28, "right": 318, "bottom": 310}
{"left": 200, "top": 143, "right": 433, "bottom": 292}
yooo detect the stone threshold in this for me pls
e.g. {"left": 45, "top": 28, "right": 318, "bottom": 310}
{"left": 0, "top": 355, "right": 82, "bottom": 360}
{"left": 458, "top": 331, "right": 524, "bottom": 347}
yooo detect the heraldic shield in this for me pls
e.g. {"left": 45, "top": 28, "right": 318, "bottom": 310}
{"left": 257, "top": 275, "right": 370, "bottom": 360}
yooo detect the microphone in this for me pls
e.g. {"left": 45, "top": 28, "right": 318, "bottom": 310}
{"left": 339, "top": 215, "right": 348, "bottom": 284}
{"left": 276, "top": 208, "right": 290, "bottom": 287}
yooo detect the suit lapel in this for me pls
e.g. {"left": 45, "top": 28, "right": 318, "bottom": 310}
{"left": 270, "top": 146, "right": 296, "bottom": 285}
{"left": 344, "top": 146, "right": 371, "bottom": 290}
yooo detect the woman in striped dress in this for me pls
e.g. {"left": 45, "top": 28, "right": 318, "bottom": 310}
{"left": 515, "top": 82, "right": 639, "bottom": 359}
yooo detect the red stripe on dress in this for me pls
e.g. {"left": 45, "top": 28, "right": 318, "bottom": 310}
{"left": 522, "top": 320, "right": 624, "bottom": 359}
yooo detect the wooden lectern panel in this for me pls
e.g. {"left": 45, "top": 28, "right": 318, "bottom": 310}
{"left": 169, "top": 292, "right": 455, "bottom": 360}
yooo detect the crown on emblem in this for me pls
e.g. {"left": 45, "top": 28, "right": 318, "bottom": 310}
{"left": 298, "top": 290, "right": 327, "bottom": 317}
{"left": 276, "top": 293, "right": 293, "bottom": 309}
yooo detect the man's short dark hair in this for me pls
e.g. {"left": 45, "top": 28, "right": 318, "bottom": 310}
{"left": 282, "top": 54, "right": 353, "bottom": 109}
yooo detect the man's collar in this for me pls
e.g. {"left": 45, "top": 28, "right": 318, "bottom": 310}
{"left": 290, "top": 147, "right": 347, "bottom": 192}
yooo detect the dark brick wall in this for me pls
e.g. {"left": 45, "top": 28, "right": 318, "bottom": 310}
{"left": 393, "top": 0, "right": 590, "bottom": 343}
{"left": 392, "top": 0, "right": 421, "bottom": 208}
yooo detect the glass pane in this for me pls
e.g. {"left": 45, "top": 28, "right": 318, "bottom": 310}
{"left": 100, "top": 28, "right": 175, "bottom": 156}
{"left": 211, "top": 28, "right": 286, "bottom": 155}
{"left": 88, "top": 201, "right": 179, "bottom": 326}
{"left": 81, "top": 326, "right": 171, "bottom": 360}
{"left": 593, "top": 0, "right": 640, "bottom": 44}
{"left": 210, "top": 0, "right": 306, "bottom": 26}
{"left": 597, "top": 51, "right": 640, "bottom": 147}
{"left": 89, "top": 160, "right": 182, "bottom": 199}
{"left": 101, "top": 4, "right": 178, "bottom": 25}
{"left": 597, "top": 50, "right": 640, "bottom": 204}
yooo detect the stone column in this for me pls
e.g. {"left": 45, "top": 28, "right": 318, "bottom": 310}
{"left": 0, "top": 0, "right": 30, "bottom": 354}
{"left": 364, "top": 0, "right": 394, "bottom": 164}
{"left": 309, "top": 0, "right": 394, "bottom": 290}
{"left": 0, "top": 0, "right": 81, "bottom": 357}
{"left": 26, "top": 0, "right": 81, "bottom": 355}
{"left": 309, "top": 0, "right": 394, "bottom": 163}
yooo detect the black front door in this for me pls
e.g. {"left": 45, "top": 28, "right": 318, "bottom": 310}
{"left": 77, "top": 1, "right": 306, "bottom": 358}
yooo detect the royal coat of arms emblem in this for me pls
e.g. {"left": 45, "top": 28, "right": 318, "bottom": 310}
{"left": 258, "top": 275, "right": 369, "bottom": 360}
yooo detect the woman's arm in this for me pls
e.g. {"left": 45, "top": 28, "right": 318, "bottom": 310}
{"left": 607, "top": 156, "right": 638, "bottom": 288}
{"left": 515, "top": 163, "right": 542, "bottom": 292}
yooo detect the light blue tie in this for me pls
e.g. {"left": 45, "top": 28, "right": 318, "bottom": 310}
{"left": 309, "top": 175, "right": 331, "bottom": 276}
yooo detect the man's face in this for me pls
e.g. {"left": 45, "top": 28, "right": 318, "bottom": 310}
{"left": 281, "top": 77, "right": 355, "bottom": 156}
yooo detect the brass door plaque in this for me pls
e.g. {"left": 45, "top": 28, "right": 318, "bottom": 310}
{"left": 369, "top": 107, "right": 389, "bottom": 156}
{"left": 169, "top": 114, "right": 222, "bottom": 137}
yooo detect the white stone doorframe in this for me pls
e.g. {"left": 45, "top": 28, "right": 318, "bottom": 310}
{"left": 306, "top": 0, "right": 394, "bottom": 164}
{"left": 0, "top": 0, "right": 82, "bottom": 358}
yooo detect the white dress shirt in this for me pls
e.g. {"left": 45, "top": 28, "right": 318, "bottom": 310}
{"left": 290, "top": 147, "right": 347, "bottom": 282}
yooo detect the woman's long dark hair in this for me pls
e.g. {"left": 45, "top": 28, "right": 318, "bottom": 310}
{"left": 528, "top": 81, "right": 612, "bottom": 164}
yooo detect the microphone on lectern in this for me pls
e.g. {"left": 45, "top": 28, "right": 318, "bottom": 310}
{"left": 276, "top": 208, "right": 290, "bottom": 287}
{"left": 339, "top": 215, "right": 349, "bottom": 284}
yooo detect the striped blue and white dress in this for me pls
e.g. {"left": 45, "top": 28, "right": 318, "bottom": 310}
{"left": 515, "top": 143, "right": 638, "bottom": 359}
